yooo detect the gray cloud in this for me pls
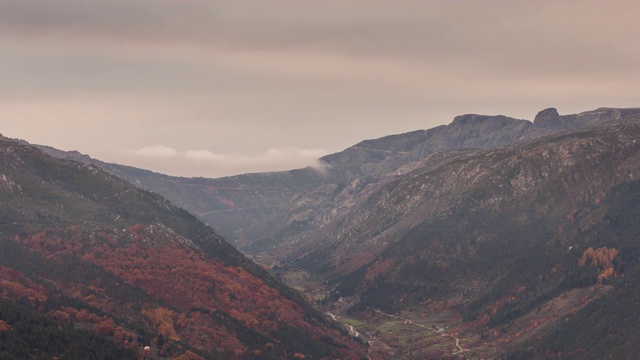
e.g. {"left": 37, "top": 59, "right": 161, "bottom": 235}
{"left": 2, "top": 0, "right": 637, "bottom": 74}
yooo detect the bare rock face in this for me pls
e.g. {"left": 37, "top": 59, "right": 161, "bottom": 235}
{"left": 534, "top": 108, "right": 563, "bottom": 129}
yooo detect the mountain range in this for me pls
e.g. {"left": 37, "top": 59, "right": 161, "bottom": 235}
{"left": 16, "top": 105, "right": 640, "bottom": 358}
{"left": 39, "top": 107, "right": 638, "bottom": 247}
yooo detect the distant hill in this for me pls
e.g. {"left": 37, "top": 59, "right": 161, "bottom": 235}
{"left": 0, "top": 136, "right": 367, "bottom": 359}
{"left": 36, "top": 146, "right": 328, "bottom": 247}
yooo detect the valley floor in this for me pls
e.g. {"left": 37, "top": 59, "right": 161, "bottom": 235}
{"left": 278, "top": 269, "right": 612, "bottom": 359}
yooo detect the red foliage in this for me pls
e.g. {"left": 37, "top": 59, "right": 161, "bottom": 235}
{"left": 0, "top": 265, "right": 47, "bottom": 305}
{"left": 14, "top": 225, "right": 366, "bottom": 358}
{"left": 175, "top": 310, "right": 246, "bottom": 354}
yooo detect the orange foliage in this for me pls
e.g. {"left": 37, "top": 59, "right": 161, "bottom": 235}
{"left": 23, "top": 226, "right": 295, "bottom": 335}
{"left": 50, "top": 306, "right": 137, "bottom": 343}
{"left": 142, "top": 307, "right": 180, "bottom": 341}
{"left": 47, "top": 310, "right": 72, "bottom": 323}
{"left": 14, "top": 225, "right": 365, "bottom": 358}
{"left": 94, "top": 318, "right": 116, "bottom": 337}
{"left": 0, "top": 320, "right": 11, "bottom": 332}
{"left": 176, "top": 311, "right": 246, "bottom": 353}
{"left": 0, "top": 265, "right": 47, "bottom": 304}
{"left": 579, "top": 247, "right": 619, "bottom": 283}
{"left": 598, "top": 267, "right": 616, "bottom": 283}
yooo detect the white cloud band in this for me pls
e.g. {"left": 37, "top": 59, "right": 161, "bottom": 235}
{"left": 128, "top": 145, "right": 327, "bottom": 177}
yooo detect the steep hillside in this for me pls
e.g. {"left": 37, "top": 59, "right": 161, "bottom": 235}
{"left": 275, "top": 114, "right": 640, "bottom": 358}
{"left": 0, "top": 136, "right": 367, "bottom": 359}
{"left": 35, "top": 147, "right": 327, "bottom": 246}
{"left": 282, "top": 116, "right": 640, "bottom": 274}
{"left": 242, "top": 107, "right": 640, "bottom": 257}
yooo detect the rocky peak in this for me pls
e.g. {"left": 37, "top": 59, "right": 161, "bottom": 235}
{"left": 451, "top": 114, "right": 490, "bottom": 125}
{"left": 534, "top": 108, "right": 562, "bottom": 128}
{"left": 451, "top": 114, "right": 520, "bottom": 128}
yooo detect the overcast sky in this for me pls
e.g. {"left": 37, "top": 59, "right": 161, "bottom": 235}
{"left": 1, "top": 0, "right": 639, "bottom": 177}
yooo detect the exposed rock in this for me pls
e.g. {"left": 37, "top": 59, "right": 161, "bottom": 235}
{"left": 534, "top": 107, "right": 563, "bottom": 129}
{"left": 0, "top": 173, "right": 19, "bottom": 192}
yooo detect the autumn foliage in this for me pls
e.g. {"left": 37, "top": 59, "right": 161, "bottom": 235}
{"left": 10, "top": 224, "right": 365, "bottom": 358}
{"left": 0, "top": 265, "right": 47, "bottom": 305}
{"left": 578, "top": 247, "right": 619, "bottom": 283}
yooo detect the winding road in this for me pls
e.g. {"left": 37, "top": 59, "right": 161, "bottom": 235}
{"left": 373, "top": 309, "right": 466, "bottom": 353}
{"left": 326, "top": 312, "right": 360, "bottom": 338}
{"left": 326, "top": 309, "right": 466, "bottom": 357}
{"left": 102, "top": 189, "right": 132, "bottom": 200}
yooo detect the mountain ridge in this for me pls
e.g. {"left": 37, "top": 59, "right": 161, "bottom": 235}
{"left": 36, "top": 107, "right": 640, "bottom": 248}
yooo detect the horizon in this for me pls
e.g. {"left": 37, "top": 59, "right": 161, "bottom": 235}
{"left": 1, "top": 0, "right": 639, "bottom": 177}
{"left": 9, "top": 105, "right": 636, "bottom": 180}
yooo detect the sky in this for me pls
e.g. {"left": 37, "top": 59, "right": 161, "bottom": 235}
{"left": 0, "top": 0, "right": 639, "bottom": 178}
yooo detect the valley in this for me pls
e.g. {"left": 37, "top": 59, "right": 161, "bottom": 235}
{"left": 3, "top": 1, "right": 640, "bottom": 358}
{"left": 239, "top": 107, "right": 640, "bottom": 358}
{"left": 276, "top": 267, "right": 613, "bottom": 359}
{"left": 9, "top": 105, "right": 640, "bottom": 358}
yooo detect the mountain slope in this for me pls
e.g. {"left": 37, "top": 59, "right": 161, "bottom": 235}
{"left": 286, "top": 116, "right": 640, "bottom": 275}
{"left": 242, "top": 107, "right": 640, "bottom": 259}
{"left": 281, "top": 114, "right": 640, "bottom": 357}
{"left": 0, "top": 136, "right": 367, "bottom": 359}
{"left": 36, "top": 146, "right": 328, "bottom": 246}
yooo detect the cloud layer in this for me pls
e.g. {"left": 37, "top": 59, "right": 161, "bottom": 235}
{"left": 128, "top": 145, "right": 327, "bottom": 178}
{"left": 0, "top": 0, "right": 639, "bottom": 177}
